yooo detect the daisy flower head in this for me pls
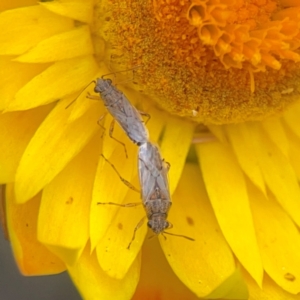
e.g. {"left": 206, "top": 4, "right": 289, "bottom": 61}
{"left": 1, "top": 0, "right": 300, "bottom": 299}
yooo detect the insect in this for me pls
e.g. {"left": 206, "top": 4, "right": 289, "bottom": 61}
{"left": 66, "top": 70, "right": 150, "bottom": 157}
{"left": 98, "top": 142, "right": 194, "bottom": 249}
{"left": 137, "top": 141, "right": 172, "bottom": 235}
{"left": 88, "top": 78, "right": 150, "bottom": 157}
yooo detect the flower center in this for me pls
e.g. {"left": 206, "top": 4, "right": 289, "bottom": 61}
{"left": 93, "top": 0, "right": 300, "bottom": 124}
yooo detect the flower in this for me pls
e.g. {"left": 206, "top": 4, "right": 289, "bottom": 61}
{"left": 1, "top": 0, "right": 300, "bottom": 299}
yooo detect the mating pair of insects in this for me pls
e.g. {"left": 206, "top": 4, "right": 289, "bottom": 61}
{"left": 83, "top": 73, "right": 194, "bottom": 249}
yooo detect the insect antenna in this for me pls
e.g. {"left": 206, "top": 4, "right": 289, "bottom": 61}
{"left": 163, "top": 231, "right": 195, "bottom": 241}
{"left": 147, "top": 234, "right": 156, "bottom": 240}
{"left": 161, "top": 232, "right": 167, "bottom": 241}
{"left": 65, "top": 80, "right": 96, "bottom": 109}
{"left": 101, "top": 65, "right": 142, "bottom": 79}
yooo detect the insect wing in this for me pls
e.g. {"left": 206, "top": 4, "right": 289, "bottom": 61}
{"left": 155, "top": 162, "right": 171, "bottom": 202}
{"left": 96, "top": 78, "right": 149, "bottom": 144}
{"left": 138, "top": 142, "right": 171, "bottom": 202}
{"left": 122, "top": 103, "right": 149, "bottom": 144}
{"left": 112, "top": 94, "right": 149, "bottom": 144}
{"left": 138, "top": 143, "right": 157, "bottom": 202}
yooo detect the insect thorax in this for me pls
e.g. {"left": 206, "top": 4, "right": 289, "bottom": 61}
{"left": 144, "top": 199, "right": 172, "bottom": 215}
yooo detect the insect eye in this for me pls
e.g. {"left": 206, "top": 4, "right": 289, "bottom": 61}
{"left": 94, "top": 83, "right": 102, "bottom": 93}
{"left": 166, "top": 221, "right": 173, "bottom": 229}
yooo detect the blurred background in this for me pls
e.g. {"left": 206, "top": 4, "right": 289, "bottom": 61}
{"left": 0, "top": 218, "right": 81, "bottom": 300}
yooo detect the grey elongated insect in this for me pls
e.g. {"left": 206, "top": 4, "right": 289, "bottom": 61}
{"left": 137, "top": 141, "right": 172, "bottom": 234}
{"left": 66, "top": 75, "right": 149, "bottom": 158}
{"left": 130, "top": 141, "right": 194, "bottom": 248}
{"left": 92, "top": 78, "right": 150, "bottom": 147}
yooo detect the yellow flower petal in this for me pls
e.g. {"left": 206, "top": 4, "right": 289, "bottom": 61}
{"left": 68, "top": 244, "right": 141, "bottom": 300}
{"left": 5, "top": 184, "right": 66, "bottom": 275}
{"left": 246, "top": 122, "right": 300, "bottom": 227}
{"left": 285, "top": 128, "right": 300, "bottom": 181}
{"left": 196, "top": 142, "right": 263, "bottom": 286}
{"left": 284, "top": 102, "right": 300, "bottom": 181}
{"left": 0, "top": 5, "right": 73, "bottom": 55}
{"left": 15, "top": 98, "right": 100, "bottom": 203}
{"left": 0, "top": 186, "right": 8, "bottom": 239}
{"left": 161, "top": 163, "right": 244, "bottom": 298}
{"left": 37, "top": 133, "right": 101, "bottom": 265}
{"left": 284, "top": 100, "right": 300, "bottom": 139}
{"left": 0, "top": 57, "right": 49, "bottom": 110}
{"left": 160, "top": 116, "right": 195, "bottom": 194}
{"left": 90, "top": 126, "right": 138, "bottom": 250}
{"left": 7, "top": 55, "right": 98, "bottom": 111}
{"left": 0, "top": 1, "right": 37, "bottom": 12}
{"left": 205, "top": 267, "right": 248, "bottom": 300}
{"left": 261, "top": 118, "right": 289, "bottom": 158}
{"left": 67, "top": 89, "right": 97, "bottom": 123}
{"left": 89, "top": 117, "right": 148, "bottom": 279}
{"left": 248, "top": 181, "right": 300, "bottom": 294}
{"left": 14, "top": 25, "right": 94, "bottom": 63}
{"left": 133, "top": 238, "right": 199, "bottom": 300}
{"left": 41, "top": 0, "right": 94, "bottom": 24}
{"left": 225, "top": 124, "right": 266, "bottom": 194}
{"left": 244, "top": 270, "right": 300, "bottom": 300}
{"left": 95, "top": 185, "right": 146, "bottom": 279}
{"left": 207, "top": 124, "right": 227, "bottom": 143}
{"left": 67, "top": 69, "right": 108, "bottom": 123}
{"left": 144, "top": 105, "right": 167, "bottom": 142}
{"left": 0, "top": 105, "right": 54, "bottom": 183}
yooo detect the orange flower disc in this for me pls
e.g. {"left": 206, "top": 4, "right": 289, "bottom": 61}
{"left": 95, "top": 0, "right": 300, "bottom": 124}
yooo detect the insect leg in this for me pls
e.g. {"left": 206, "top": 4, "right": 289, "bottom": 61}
{"left": 109, "top": 119, "right": 128, "bottom": 158}
{"left": 101, "top": 154, "right": 140, "bottom": 192}
{"left": 138, "top": 111, "right": 151, "bottom": 124}
{"left": 85, "top": 92, "right": 107, "bottom": 128}
{"left": 163, "top": 231, "right": 195, "bottom": 241}
{"left": 86, "top": 93, "right": 101, "bottom": 101}
{"left": 97, "top": 113, "right": 107, "bottom": 131}
{"left": 127, "top": 216, "right": 147, "bottom": 250}
{"left": 163, "top": 160, "right": 171, "bottom": 171}
{"left": 97, "top": 201, "right": 142, "bottom": 207}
